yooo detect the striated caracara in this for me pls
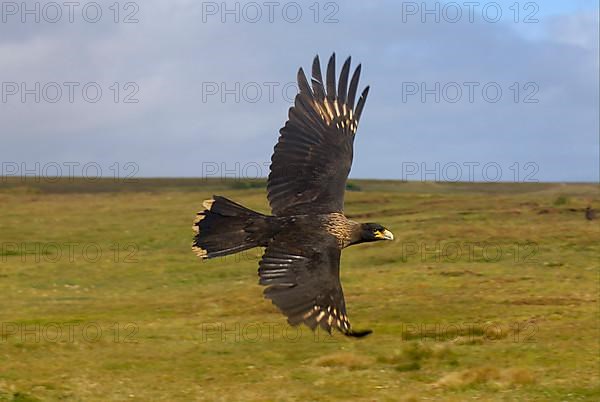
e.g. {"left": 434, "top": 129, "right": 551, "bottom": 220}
{"left": 192, "top": 54, "right": 393, "bottom": 337}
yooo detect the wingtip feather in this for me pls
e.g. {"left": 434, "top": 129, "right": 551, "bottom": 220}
{"left": 338, "top": 56, "right": 351, "bottom": 103}
{"left": 354, "top": 85, "right": 370, "bottom": 123}
{"left": 326, "top": 53, "right": 336, "bottom": 100}
{"left": 347, "top": 64, "right": 362, "bottom": 109}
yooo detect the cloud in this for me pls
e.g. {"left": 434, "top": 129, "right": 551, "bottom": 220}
{"left": 0, "top": 0, "right": 598, "bottom": 181}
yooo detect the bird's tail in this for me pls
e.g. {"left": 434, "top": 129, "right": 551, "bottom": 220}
{"left": 192, "top": 195, "right": 271, "bottom": 259}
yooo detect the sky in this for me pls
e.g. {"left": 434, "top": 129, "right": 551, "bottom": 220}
{"left": 0, "top": 0, "right": 598, "bottom": 182}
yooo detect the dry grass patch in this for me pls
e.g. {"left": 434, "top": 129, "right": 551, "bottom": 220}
{"left": 401, "top": 322, "right": 509, "bottom": 342}
{"left": 313, "top": 352, "right": 375, "bottom": 370}
{"left": 452, "top": 336, "right": 484, "bottom": 345}
{"left": 433, "top": 367, "right": 536, "bottom": 389}
{"left": 378, "top": 342, "right": 457, "bottom": 372}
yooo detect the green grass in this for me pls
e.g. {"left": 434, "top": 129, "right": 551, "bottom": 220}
{"left": 0, "top": 178, "right": 599, "bottom": 401}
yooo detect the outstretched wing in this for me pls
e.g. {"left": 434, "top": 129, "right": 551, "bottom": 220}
{"left": 258, "top": 231, "right": 371, "bottom": 337}
{"left": 267, "top": 53, "right": 370, "bottom": 216}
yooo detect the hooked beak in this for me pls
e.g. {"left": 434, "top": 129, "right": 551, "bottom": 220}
{"left": 375, "top": 229, "right": 395, "bottom": 241}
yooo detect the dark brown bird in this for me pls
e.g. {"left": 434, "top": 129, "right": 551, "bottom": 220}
{"left": 585, "top": 206, "right": 596, "bottom": 220}
{"left": 192, "top": 54, "right": 393, "bottom": 337}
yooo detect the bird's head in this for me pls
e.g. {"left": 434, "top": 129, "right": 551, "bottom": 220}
{"left": 359, "top": 223, "right": 394, "bottom": 242}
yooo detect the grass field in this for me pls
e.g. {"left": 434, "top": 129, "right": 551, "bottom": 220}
{"left": 0, "top": 178, "right": 599, "bottom": 401}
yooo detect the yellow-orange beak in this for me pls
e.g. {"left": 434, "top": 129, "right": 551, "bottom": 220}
{"left": 375, "top": 229, "right": 394, "bottom": 240}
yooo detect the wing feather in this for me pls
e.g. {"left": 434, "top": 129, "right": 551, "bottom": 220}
{"left": 347, "top": 64, "right": 362, "bottom": 110}
{"left": 337, "top": 56, "right": 351, "bottom": 104}
{"left": 267, "top": 54, "right": 370, "bottom": 215}
{"left": 311, "top": 55, "right": 326, "bottom": 101}
{"left": 297, "top": 67, "right": 313, "bottom": 96}
{"left": 259, "top": 231, "right": 371, "bottom": 337}
{"left": 354, "top": 86, "right": 370, "bottom": 123}
{"left": 326, "top": 53, "right": 336, "bottom": 102}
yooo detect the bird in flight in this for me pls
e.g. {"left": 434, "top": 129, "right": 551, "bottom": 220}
{"left": 192, "top": 54, "right": 393, "bottom": 337}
